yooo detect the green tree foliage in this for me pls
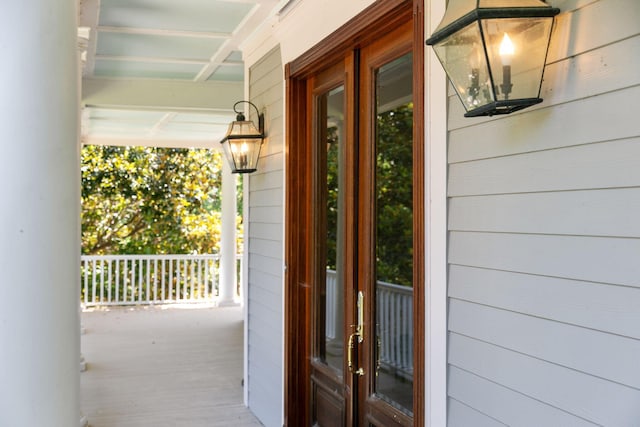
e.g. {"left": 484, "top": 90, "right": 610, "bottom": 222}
{"left": 81, "top": 145, "right": 235, "bottom": 255}
{"left": 325, "top": 126, "right": 340, "bottom": 271}
{"left": 324, "top": 103, "right": 414, "bottom": 287}
{"left": 376, "top": 104, "right": 413, "bottom": 287}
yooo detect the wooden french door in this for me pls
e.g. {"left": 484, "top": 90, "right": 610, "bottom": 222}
{"left": 285, "top": 1, "right": 423, "bottom": 426}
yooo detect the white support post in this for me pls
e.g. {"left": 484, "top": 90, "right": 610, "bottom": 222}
{"left": 0, "top": 2, "right": 80, "bottom": 426}
{"left": 425, "top": 0, "right": 449, "bottom": 426}
{"left": 218, "top": 160, "right": 238, "bottom": 306}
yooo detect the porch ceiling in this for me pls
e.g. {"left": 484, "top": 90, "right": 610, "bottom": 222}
{"left": 79, "top": 0, "right": 284, "bottom": 149}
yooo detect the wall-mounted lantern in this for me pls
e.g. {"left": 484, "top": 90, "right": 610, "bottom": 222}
{"left": 426, "top": 0, "right": 560, "bottom": 117}
{"left": 220, "top": 101, "right": 265, "bottom": 173}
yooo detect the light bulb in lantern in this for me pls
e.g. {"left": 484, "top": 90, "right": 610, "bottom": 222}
{"left": 238, "top": 142, "right": 249, "bottom": 168}
{"left": 499, "top": 33, "right": 515, "bottom": 65}
{"left": 498, "top": 33, "right": 514, "bottom": 99}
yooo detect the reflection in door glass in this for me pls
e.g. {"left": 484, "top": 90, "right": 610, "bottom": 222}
{"left": 374, "top": 53, "right": 413, "bottom": 414}
{"left": 320, "top": 85, "right": 345, "bottom": 373}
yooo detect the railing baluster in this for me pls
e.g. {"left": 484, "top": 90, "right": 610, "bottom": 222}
{"left": 176, "top": 260, "right": 181, "bottom": 302}
{"left": 395, "top": 293, "right": 401, "bottom": 369}
{"left": 106, "top": 259, "right": 111, "bottom": 303}
{"left": 153, "top": 259, "right": 158, "bottom": 302}
{"left": 136, "top": 258, "right": 141, "bottom": 302}
{"left": 127, "top": 259, "right": 136, "bottom": 303}
{"left": 145, "top": 258, "right": 150, "bottom": 304}
{"left": 185, "top": 258, "right": 190, "bottom": 300}
{"left": 115, "top": 260, "right": 120, "bottom": 303}
{"left": 183, "top": 260, "right": 188, "bottom": 300}
{"left": 408, "top": 298, "right": 413, "bottom": 370}
{"left": 214, "top": 257, "right": 218, "bottom": 297}
{"left": 180, "top": 259, "right": 184, "bottom": 301}
{"left": 190, "top": 259, "right": 195, "bottom": 301}
{"left": 402, "top": 293, "right": 407, "bottom": 371}
{"left": 130, "top": 259, "right": 135, "bottom": 303}
{"left": 123, "top": 259, "right": 127, "bottom": 303}
{"left": 171, "top": 258, "right": 174, "bottom": 301}
{"left": 161, "top": 258, "right": 166, "bottom": 302}
{"left": 131, "top": 259, "right": 135, "bottom": 303}
{"left": 98, "top": 259, "right": 104, "bottom": 302}
{"left": 383, "top": 289, "right": 389, "bottom": 364}
{"left": 391, "top": 292, "right": 397, "bottom": 365}
{"left": 384, "top": 291, "right": 389, "bottom": 363}
{"left": 182, "top": 258, "right": 186, "bottom": 300}
{"left": 197, "top": 259, "right": 202, "bottom": 300}
{"left": 204, "top": 259, "right": 209, "bottom": 300}
{"left": 195, "top": 259, "right": 199, "bottom": 300}
{"left": 91, "top": 259, "right": 97, "bottom": 304}
{"left": 83, "top": 259, "right": 88, "bottom": 306}
{"left": 169, "top": 259, "right": 174, "bottom": 301}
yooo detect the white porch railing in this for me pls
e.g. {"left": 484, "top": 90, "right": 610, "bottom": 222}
{"left": 81, "top": 254, "right": 242, "bottom": 307}
{"left": 325, "top": 270, "right": 413, "bottom": 378}
{"left": 325, "top": 270, "right": 339, "bottom": 340}
{"left": 376, "top": 280, "right": 413, "bottom": 379}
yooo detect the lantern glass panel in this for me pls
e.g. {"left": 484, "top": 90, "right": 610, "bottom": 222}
{"left": 221, "top": 138, "right": 235, "bottom": 171}
{"left": 482, "top": 17, "right": 555, "bottom": 101}
{"left": 228, "top": 138, "right": 262, "bottom": 172}
{"left": 433, "top": 0, "right": 551, "bottom": 35}
{"left": 227, "top": 120, "right": 261, "bottom": 138}
{"left": 432, "top": 22, "right": 495, "bottom": 112}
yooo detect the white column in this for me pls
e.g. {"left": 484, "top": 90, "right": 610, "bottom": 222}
{"left": 426, "top": 1, "right": 449, "bottom": 425}
{"left": 218, "top": 160, "right": 238, "bottom": 305}
{"left": 0, "top": 2, "right": 80, "bottom": 426}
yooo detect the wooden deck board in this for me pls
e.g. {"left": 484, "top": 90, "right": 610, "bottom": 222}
{"left": 81, "top": 305, "right": 263, "bottom": 427}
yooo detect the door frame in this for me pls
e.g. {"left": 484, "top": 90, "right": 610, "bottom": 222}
{"left": 284, "top": 0, "right": 425, "bottom": 425}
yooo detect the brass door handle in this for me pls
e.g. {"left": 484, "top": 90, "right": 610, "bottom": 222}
{"left": 348, "top": 331, "right": 364, "bottom": 376}
{"left": 348, "top": 291, "right": 365, "bottom": 376}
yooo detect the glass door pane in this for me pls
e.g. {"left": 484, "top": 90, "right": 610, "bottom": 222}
{"left": 373, "top": 53, "right": 414, "bottom": 414}
{"left": 319, "top": 85, "right": 345, "bottom": 372}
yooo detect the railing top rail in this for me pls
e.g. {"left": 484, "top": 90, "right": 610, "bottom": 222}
{"left": 376, "top": 281, "right": 413, "bottom": 295}
{"left": 326, "top": 269, "right": 413, "bottom": 295}
{"left": 81, "top": 254, "right": 222, "bottom": 261}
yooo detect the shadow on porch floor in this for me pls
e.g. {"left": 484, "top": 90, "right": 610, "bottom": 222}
{"left": 81, "top": 305, "right": 263, "bottom": 427}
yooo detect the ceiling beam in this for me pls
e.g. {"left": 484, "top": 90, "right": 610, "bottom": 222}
{"left": 196, "top": 0, "right": 280, "bottom": 81}
{"left": 95, "top": 55, "right": 210, "bottom": 65}
{"left": 81, "top": 136, "right": 223, "bottom": 150}
{"left": 82, "top": 78, "right": 243, "bottom": 112}
{"left": 97, "top": 25, "right": 231, "bottom": 40}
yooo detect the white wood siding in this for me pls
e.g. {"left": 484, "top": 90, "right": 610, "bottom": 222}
{"left": 247, "top": 46, "right": 284, "bottom": 427}
{"left": 446, "top": 0, "right": 640, "bottom": 424}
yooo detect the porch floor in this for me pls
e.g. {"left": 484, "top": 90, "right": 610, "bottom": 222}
{"left": 80, "top": 305, "right": 263, "bottom": 427}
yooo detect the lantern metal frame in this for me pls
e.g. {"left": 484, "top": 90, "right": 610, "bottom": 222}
{"left": 426, "top": 1, "right": 560, "bottom": 117}
{"left": 219, "top": 100, "right": 265, "bottom": 174}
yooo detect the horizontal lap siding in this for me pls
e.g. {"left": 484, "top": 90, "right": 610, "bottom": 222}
{"left": 448, "top": 367, "right": 599, "bottom": 427}
{"left": 247, "top": 46, "right": 284, "bottom": 427}
{"left": 448, "top": 397, "right": 508, "bottom": 427}
{"left": 446, "top": 0, "right": 640, "bottom": 425}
